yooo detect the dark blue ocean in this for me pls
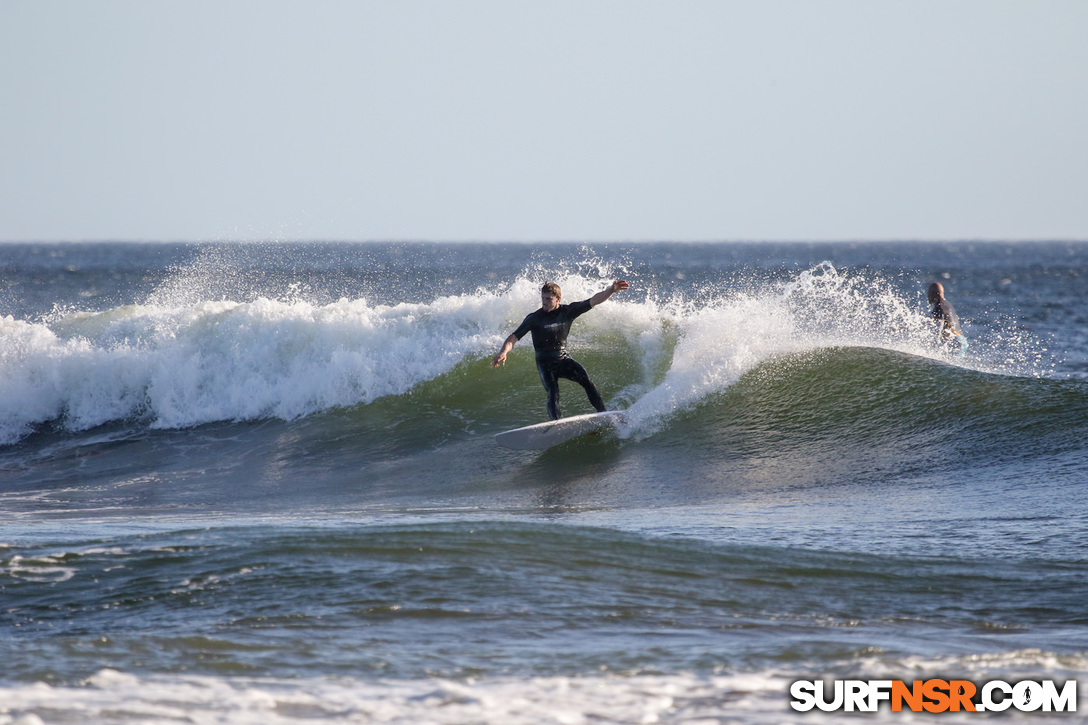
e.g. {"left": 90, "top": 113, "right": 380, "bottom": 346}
{"left": 1, "top": 241, "right": 1086, "bottom": 723}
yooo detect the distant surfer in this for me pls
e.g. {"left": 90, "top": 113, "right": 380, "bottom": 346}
{"left": 493, "top": 280, "right": 629, "bottom": 420}
{"left": 928, "top": 282, "right": 967, "bottom": 350}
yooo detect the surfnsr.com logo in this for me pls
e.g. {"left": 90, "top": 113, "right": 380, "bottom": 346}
{"left": 790, "top": 679, "right": 1078, "bottom": 713}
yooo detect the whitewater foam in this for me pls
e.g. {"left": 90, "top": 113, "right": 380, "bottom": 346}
{"left": 0, "top": 261, "right": 1052, "bottom": 445}
{"left": 0, "top": 292, "right": 508, "bottom": 443}
{"left": 619, "top": 262, "right": 1009, "bottom": 436}
{"left": 2, "top": 653, "right": 1083, "bottom": 725}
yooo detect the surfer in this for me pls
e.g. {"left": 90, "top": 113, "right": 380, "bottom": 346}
{"left": 493, "top": 280, "right": 629, "bottom": 420}
{"left": 928, "top": 282, "right": 967, "bottom": 350}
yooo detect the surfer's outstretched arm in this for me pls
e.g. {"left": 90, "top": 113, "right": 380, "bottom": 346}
{"left": 492, "top": 334, "right": 518, "bottom": 367}
{"left": 589, "top": 280, "right": 629, "bottom": 308}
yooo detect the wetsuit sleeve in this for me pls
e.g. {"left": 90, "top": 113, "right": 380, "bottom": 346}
{"left": 565, "top": 299, "right": 593, "bottom": 320}
{"left": 941, "top": 300, "right": 961, "bottom": 333}
{"left": 511, "top": 312, "right": 535, "bottom": 341}
{"left": 933, "top": 301, "right": 962, "bottom": 334}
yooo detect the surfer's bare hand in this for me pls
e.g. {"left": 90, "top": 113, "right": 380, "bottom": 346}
{"left": 492, "top": 353, "right": 506, "bottom": 367}
{"left": 612, "top": 280, "right": 629, "bottom": 293}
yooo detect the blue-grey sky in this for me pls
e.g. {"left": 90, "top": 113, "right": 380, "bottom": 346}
{"left": 2, "top": 1, "right": 1086, "bottom": 242}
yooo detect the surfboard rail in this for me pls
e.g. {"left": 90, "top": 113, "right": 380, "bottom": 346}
{"left": 494, "top": 410, "right": 625, "bottom": 451}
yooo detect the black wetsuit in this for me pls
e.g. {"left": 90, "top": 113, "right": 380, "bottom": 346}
{"left": 931, "top": 298, "right": 962, "bottom": 337}
{"left": 931, "top": 298, "right": 968, "bottom": 353}
{"left": 512, "top": 300, "right": 606, "bottom": 420}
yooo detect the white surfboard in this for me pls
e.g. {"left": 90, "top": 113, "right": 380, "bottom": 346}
{"left": 494, "top": 410, "right": 626, "bottom": 451}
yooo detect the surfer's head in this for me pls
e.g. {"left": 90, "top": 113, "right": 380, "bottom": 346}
{"left": 541, "top": 282, "right": 561, "bottom": 311}
{"left": 927, "top": 282, "right": 944, "bottom": 304}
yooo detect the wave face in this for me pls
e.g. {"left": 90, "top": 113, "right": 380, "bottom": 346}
{"left": 1, "top": 292, "right": 506, "bottom": 439}
{"left": 0, "top": 244, "right": 1066, "bottom": 445}
{"left": 2, "top": 242, "right": 1088, "bottom": 724}
{"left": 1, "top": 242, "right": 1084, "bottom": 518}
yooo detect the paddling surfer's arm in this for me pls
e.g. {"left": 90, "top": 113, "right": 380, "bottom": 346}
{"left": 589, "top": 280, "right": 629, "bottom": 307}
{"left": 492, "top": 334, "right": 518, "bottom": 368}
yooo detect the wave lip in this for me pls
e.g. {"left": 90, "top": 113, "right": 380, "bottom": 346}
{"left": 0, "top": 291, "right": 507, "bottom": 443}
{"left": 0, "top": 261, "right": 1058, "bottom": 446}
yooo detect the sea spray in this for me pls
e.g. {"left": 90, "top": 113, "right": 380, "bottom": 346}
{"left": 619, "top": 261, "right": 1057, "bottom": 438}
{"left": 0, "top": 254, "right": 1056, "bottom": 445}
{"left": 0, "top": 294, "right": 507, "bottom": 440}
{"left": 3, "top": 243, "right": 1088, "bottom": 725}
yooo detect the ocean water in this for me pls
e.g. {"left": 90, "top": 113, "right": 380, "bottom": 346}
{"left": 1, "top": 241, "right": 1086, "bottom": 724}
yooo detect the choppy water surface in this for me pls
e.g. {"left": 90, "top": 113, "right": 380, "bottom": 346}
{"left": 2, "top": 241, "right": 1086, "bottom": 723}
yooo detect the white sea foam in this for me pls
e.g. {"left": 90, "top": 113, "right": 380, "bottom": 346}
{"left": 618, "top": 262, "right": 1018, "bottom": 436}
{"left": 1, "top": 657, "right": 1083, "bottom": 725}
{"left": 0, "top": 291, "right": 509, "bottom": 443}
{"left": 2, "top": 553, "right": 76, "bottom": 583}
{"left": 0, "top": 670, "right": 883, "bottom": 725}
{"left": 0, "top": 263, "right": 1049, "bottom": 445}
